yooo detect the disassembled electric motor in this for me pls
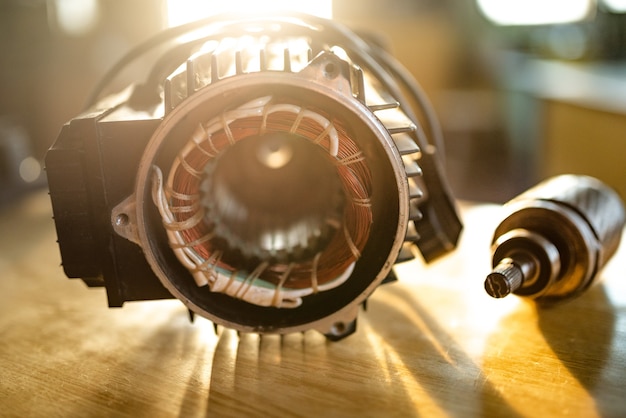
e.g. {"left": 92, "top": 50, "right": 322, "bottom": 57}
{"left": 46, "top": 14, "right": 462, "bottom": 340}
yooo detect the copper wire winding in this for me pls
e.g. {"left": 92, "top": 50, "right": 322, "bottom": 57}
{"left": 156, "top": 96, "right": 373, "bottom": 305}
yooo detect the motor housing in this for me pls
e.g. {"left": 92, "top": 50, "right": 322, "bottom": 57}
{"left": 46, "top": 14, "right": 462, "bottom": 340}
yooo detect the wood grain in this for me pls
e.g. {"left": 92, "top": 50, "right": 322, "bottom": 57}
{"left": 1, "top": 191, "right": 624, "bottom": 417}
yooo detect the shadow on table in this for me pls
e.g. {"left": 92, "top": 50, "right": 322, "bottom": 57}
{"left": 202, "top": 324, "right": 419, "bottom": 417}
{"left": 367, "top": 285, "right": 522, "bottom": 418}
{"left": 198, "top": 284, "right": 521, "bottom": 418}
{"left": 537, "top": 285, "right": 617, "bottom": 417}
{"left": 481, "top": 284, "right": 617, "bottom": 417}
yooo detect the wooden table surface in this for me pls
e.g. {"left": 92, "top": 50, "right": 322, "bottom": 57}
{"left": 1, "top": 191, "right": 624, "bottom": 417}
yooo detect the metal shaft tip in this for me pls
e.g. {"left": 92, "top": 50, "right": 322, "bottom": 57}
{"left": 485, "top": 258, "right": 524, "bottom": 298}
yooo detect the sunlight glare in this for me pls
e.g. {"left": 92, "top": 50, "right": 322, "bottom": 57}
{"left": 52, "top": 0, "right": 100, "bottom": 35}
{"left": 602, "top": 0, "right": 626, "bottom": 12}
{"left": 477, "top": 0, "right": 595, "bottom": 25}
{"left": 167, "top": 0, "right": 333, "bottom": 27}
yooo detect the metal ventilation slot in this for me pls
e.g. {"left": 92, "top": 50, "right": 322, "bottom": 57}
{"left": 283, "top": 48, "right": 292, "bottom": 72}
{"left": 396, "top": 242, "right": 416, "bottom": 263}
{"left": 392, "top": 133, "right": 420, "bottom": 156}
{"left": 409, "top": 199, "right": 423, "bottom": 222}
{"left": 405, "top": 222, "right": 420, "bottom": 243}
{"left": 235, "top": 51, "right": 243, "bottom": 74}
{"left": 210, "top": 53, "right": 220, "bottom": 83}
{"left": 351, "top": 66, "right": 366, "bottom": 103}
{"left": 371, "top": 106, "right": 425, "bottom": 264}
{"left": 187, "top": 51, "right": 214, "bottom": 93}
{"left": 403, "top": 156, "right": 422, "bottom": 178}
{"left": 368, "top": 102, "right": 399, "bottom": 112}
{"left": 408, "top": 178, "right": 423, "bottom": 199}
{"left": 387, "top": 124, "right": 416, "bottom": 135}
{"left": 259, "top": 48, "right": 268, "bottom": 71}
{"left": 164, "top": 66, "right": 188, "bottom": 114}
{"left": 399, "top": 159, "right": 424, "bottom": 262}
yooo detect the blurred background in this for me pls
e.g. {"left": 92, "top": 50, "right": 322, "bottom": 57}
{"left": 1, "top": 0, "right": 624, "bottom": 206}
